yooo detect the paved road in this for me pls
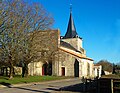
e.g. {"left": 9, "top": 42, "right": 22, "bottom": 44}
{"left": 0, "top": 78, "right": 83, "bottom": 93}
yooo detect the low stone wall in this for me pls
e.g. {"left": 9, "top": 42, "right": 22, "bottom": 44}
{"left": 14, "top": 67, "right": 22, "bottom": 75}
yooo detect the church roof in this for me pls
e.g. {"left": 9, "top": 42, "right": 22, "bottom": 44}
{"left": 60, "top": 40, "right": 81, "bottom": 53}
{"left": 64, "top": 12, "right": 78, "bottom": 39}
{"left": 59, "top": 46, "right": 94, "bottom": 61}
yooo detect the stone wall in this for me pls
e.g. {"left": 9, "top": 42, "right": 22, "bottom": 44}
{"left": 62, "top": 37, "right": 83, "bottom": 51}
{"left": 55, "top": 49, "right": 87, "bottom": 77}
{"left": 53, "top": 48, "right": 94, "bottom": 78}
{"left": 14, "top": 67, "right": 22, "bottom": 75}
{"left": 28, "top": 61, "right": 43, "bottom": 76}
{"left": 27, "top": 29, "right": 94, "bottom": 78}
{"left": 62, "top": 52, "right": 75, "bottom": 76}
{"left": 28, "top": 30, "right": 60, "bottom": 76}
{"left": 81, "top": 59, "right": 94, "bottom": 78}
{"left": 94, "top": 65, "right": 102, "bottom": 78}
{"left": 53, "top": 50, "right": 75, "bottom": 76}
{"left": 31, "top": 30, "right": 60, "bottom": 61}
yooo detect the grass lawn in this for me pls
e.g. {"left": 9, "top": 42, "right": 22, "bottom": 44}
{"left": 0, "top": 75, "right": 71, "bottom": 85}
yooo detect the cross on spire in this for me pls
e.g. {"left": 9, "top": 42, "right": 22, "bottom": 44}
{"left": 70, "top": 4, "right": 72, "bottom": 13}
{"left": 63, "top": 4, "right": 79, "bottom": 39}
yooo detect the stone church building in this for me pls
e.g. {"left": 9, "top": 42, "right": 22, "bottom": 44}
{"left": 28, "top": 11, "right": 94, "bottom": 78}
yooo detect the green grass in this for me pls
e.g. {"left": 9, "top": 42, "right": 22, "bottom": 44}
{"left": 0, "top": 76, "right": 71, "bottom": 85}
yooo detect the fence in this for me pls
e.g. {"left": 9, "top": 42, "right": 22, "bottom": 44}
{"left": 84, "top": 78, "right": 120, "bottom": 93}
{"left": 113, "top": 79, "right": 120, "bottom": 93}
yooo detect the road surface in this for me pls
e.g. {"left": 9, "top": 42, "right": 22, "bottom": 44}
{"left": 0, "top": 78, "right": 83, "bottom": 93}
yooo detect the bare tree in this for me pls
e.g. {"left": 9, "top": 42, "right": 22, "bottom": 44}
{"left": 0, "top": 0, "right": 54, "bottom": 78}
{"left": 28, "top": 30, "right": 59, "bottom": 76}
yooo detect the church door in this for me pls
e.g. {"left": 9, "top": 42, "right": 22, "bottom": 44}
{"left": 47, "top": 63, "right": 52, "bottom": 75}
{"left": 61, "top": 67, "right": 65, "bottom": 76}
{"left": 42, "top": 62, "right": 52, "bottom": 76}
{"left": 42, "top": 63, "right": 47, "bottom": 75}
{"left": 74, "top": 59, "right": 79, "bottom": 77}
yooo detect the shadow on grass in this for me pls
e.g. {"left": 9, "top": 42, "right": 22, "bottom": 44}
{"left": 0, "top": 82, "right": 12, "bottom": 88}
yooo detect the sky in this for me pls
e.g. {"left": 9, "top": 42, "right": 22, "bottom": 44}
{"left": 29, "top": 0, "right": 120, "bottom": 63}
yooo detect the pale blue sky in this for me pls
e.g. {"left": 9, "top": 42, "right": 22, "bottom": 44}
{"left": 30, "top": 0, "right": 120, "bottom": 63}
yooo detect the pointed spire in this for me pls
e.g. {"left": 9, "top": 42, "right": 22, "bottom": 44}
{"left": 64, "top": 4, "right": 78, "bottom": 39}
{"left": 70, "top": 4, "right": 72, "bottom": 13}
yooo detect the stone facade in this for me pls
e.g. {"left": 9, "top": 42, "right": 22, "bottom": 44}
{"left": 94, "top": 64, "right": 102, "bottom": 78}
{"left": 29, "top": 62, "right": 43, "bottom": 76}
{"left": 57, "top": 47, "right": 94, "bottom": 78}
{"left": 28, "top": 30, "right": 59, "bottom": 76}
{"left": 28, "top": 29, "right": 94, "bottom": 78}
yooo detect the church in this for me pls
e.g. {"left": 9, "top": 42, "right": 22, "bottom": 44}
{"left": 28, "top": 9, "right": 94, "bottom": 78}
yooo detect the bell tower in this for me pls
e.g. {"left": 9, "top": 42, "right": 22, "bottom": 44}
{"left": 61, "top": 5, "right": 85, "bottom": 54}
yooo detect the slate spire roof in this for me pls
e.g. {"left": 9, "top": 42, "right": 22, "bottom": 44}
{"left": 64, "top": 8, "right": 78, "bottom": 39}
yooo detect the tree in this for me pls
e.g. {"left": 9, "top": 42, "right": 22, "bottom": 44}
{"left": 28, "top": 30, "right": 59, "bottom": 76}
{"left": 114, "top": 62, "right": 120, "bottom": 74}
{"left": 97, "top": 60, "right": 113, "bottom": 72}
{"left": 0, "top": 0, "right": 54, "bottom": 78}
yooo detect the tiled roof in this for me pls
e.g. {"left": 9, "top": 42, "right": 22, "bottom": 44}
{"left": 59, "top": 46, "right": 94, "bottom": 61}
{"left": 60, "top": 40, "right": 81, "bottom": 53}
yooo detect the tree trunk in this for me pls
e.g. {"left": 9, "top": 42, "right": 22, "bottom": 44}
{"left": 22, "top": 66, "right": 25, "bottom": 77}
{"left": 9, "top": 66, "right": 14, "bottom": 79}
{"left": 24, "top": 63, "right": 29, "bottom": 77}
{"left": 9, "top": 55, "right": 14, "bottom": 79}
